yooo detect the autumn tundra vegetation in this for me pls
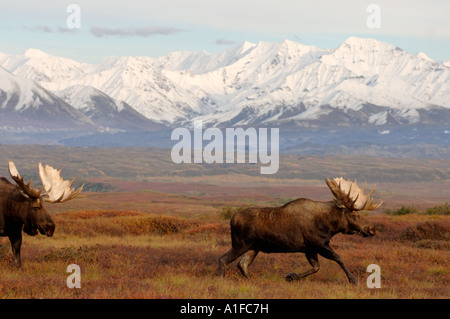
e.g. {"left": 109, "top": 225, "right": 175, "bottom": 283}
{"left": 0, "top": 145, "right": 448, "bottom": 299}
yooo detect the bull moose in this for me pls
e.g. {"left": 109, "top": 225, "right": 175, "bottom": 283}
{"left": 218, "top": 177, "right": 382, "bottom": 284}
{"left": 0, "top": 161, "right": 83, "bottom": 268}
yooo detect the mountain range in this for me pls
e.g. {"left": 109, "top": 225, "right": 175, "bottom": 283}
{"left": 0, "top": 65, "right": 93, "bottom": 131}
{"left": 0, "top": 36, "right": 449, "bottom": 158}
{"left": 1, "top": 36, "right": 450, "bottom": 132}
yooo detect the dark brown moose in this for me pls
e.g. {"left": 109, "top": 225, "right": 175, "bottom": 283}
{"left": 218, "top": 177, "right": 383, "bottom": 284}
{"left": 0, "top": 161, "right": 83, "bottom": 268}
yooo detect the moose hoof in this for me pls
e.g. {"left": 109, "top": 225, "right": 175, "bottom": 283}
{"left": 285, "top": 273, "right": 299, "bottom": 282}
{"left": 217, "top": 269, "right": 226, "bottom": 278}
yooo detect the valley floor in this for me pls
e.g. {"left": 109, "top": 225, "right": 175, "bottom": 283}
{"left": 0, "top": 146, "right": 448, "bottom": 299}
{"left": 0, "top": 191, "right": 448, "bottom": 299}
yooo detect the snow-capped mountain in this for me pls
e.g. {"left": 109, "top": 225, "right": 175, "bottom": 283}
{"left": 1, "top": 37, "right": 449, "bottom": 129}
{"left": 0, "top": 66, "right": 94, "bottom": 131}
{"left": 0, "top": 48, "right": 87, "bottom": 90}
{"left": 57, "top": 85, "right": 166, "bottom": 131}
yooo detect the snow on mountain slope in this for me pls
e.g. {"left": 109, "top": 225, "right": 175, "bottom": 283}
{"left": 57, "top": 85, "right": 166, "bottom": 131}
{"left": 156, "top": 41, "right": 258, "bottom": 74}
{"left": 163, "top": 39, "right": 331, "bottom": 125}
{"left": 146, "top": 38, "right": 450, "bottom": 126}
{"left": 0, "top": 66, "right": 94, "bottom": 130}
{"left": 1, "top": 37, "right": 449, "bottom": 128}
{"left": 89, "top": 56, "right": 219, "bottom": 122}
{"left": 30, "top": 54, "right": 218, "bottom": 123}
{"left": 0, "top": 49, "right": 87, "bottom": 91}
{"left": 317, "top": 37, "right": 450, "bottom": 109}
{"left": 169, "top": 37, "right": 450, "bottom": 126}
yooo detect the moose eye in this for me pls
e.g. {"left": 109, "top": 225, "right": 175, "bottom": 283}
{"left": 33, "top": 207, "right": 40, "bottom": 213}
{"left": 350, "top": 211, "right": 360, "bottom": 218}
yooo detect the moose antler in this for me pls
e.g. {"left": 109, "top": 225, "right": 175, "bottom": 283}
{"left": 38, "top": 163, "right": 84, "bottom": 203}
{"left": 325, "top": 177, "right": 382, "bottom": 211}
{"left": 8, "top": 161, "right": 43, "bottom": 198}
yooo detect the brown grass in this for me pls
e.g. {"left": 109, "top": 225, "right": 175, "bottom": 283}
{"left": 0, "top": 146, "right": 448, "bottom": 298}
{"left": 0, "top": 209, "right": 448, "bottom": 299}
{"left": 55, "top": 210, "right": 197, "bottom": 237}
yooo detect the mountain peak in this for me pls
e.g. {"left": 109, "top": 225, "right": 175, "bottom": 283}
{"left": 235, "top": 41, "right": 257, "bottom": 55}
{"left": 279, "top": 38, "right": 304, "bottom": 49}
{"left": 340, "top": 36, "right": 398, "bottom": 51}
{"left": 323, "top": 36, "right": 406, "bottom": 68}
{"left": 342, "top": 36, "right": 378, "bottom": 44}
{"left": 280, "top": 38, "right": 312, "bottom": 48}
{"left": 416, "top": 52, "right": 434, "bottom": 62}
{"left": 24, "top": 48, "right": 51, "bottom": 58}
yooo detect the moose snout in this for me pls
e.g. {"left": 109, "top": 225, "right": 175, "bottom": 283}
{"left": 364, "top": 225, "right": 376, "bottom": 237}
{"left": 46, "top": 223, "right": 55, "bottom": 237}
{"left": 40, "top": 221, "right": 55, "bottom": 237}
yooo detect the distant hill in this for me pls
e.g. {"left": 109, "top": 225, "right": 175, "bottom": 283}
{"left": 0, "top": 145, "right": 448, "bottom": 184}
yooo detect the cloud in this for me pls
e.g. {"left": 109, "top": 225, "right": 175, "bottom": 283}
{"left": 22, "top": 25, "right": 53, "bottom": 33}
{"left": 90, "top": 25, "right": 184, "bottom": 38}
{"left": 57, "top": 26, "right": 78, "bottom": 34}
{"left": 21, "top": 26, "right": 80, "bottom": 34}
{"left": 215, "top": 38, "right": 236, "bottom": 45}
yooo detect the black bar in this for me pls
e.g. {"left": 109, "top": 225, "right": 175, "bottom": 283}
{"left": 0, "top": 299, "right": 445, "bottom": 318}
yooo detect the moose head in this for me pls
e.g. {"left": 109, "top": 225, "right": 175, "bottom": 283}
{"left": 325, "top": 177, "right": 383, "bottom": 237}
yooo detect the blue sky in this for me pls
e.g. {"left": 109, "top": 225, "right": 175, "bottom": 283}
{"left": 0, "top": 0, "right": 449, "bottom": 63}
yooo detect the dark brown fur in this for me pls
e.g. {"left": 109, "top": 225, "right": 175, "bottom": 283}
{"left": 218, "top": 198, "right": 375, "bottom": 284}
{"left": 0, "top": 178, "right": 55, "bottom": 268}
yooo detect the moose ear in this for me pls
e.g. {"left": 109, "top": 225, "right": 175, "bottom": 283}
{"left": 17, "top": 190, "right": 30, "bottom": 199}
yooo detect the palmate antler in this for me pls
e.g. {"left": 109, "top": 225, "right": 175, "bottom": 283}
{"left": 38, "top": 163, "right": 84, "bottom": 203}
{"left": 325, "top": 177, "right": 383, "bottom": 211}
{"left": 8, "top": 161, "right": 83, "bottom": 203}
{"left": 8, "top": 161, "right": 43, "bottom": 198}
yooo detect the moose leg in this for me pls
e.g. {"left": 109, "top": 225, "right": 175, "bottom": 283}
{"left": 237, "top": 250, "right": 258, "bottom": 278}
{"left": 218, "top": 247, "right": 249, "bottom": 277}
{"left": 285, "top": 251, "right": 319, "bottom": 282}
{"left": 317, "top": 245, "right": 357, "bottom": 284}
{"left": 9, "top": 235, "right": 22, "bottom": 269}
